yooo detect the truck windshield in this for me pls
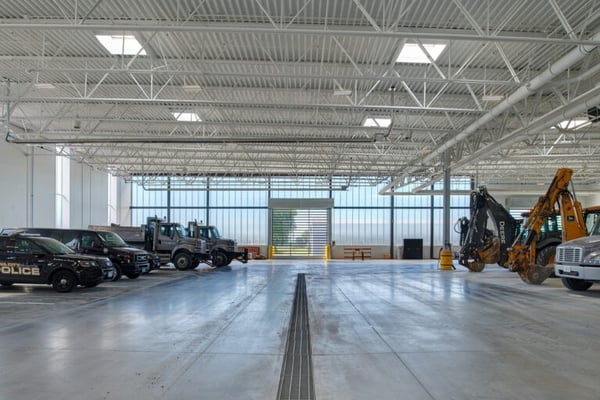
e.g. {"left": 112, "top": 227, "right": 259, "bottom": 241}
{"left": 210, "top": 227, "right": 221, "bottom": 239}
{"left": 174, "top": 224, "right": 186, "bottom": 238}
{"left": 34, "top": 237, "right": 75, "bottom": 255}
{"left": 96, "top": 231, "right": 128, "bottom": 247}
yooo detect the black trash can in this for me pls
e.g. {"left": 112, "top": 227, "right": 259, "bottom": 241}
{"left": 402, "top": 238, "right": 423, "bottom": 259}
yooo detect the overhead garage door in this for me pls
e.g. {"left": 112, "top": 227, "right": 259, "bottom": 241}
{"left": 269, "top": 199, "right": 332, "bottom": 258}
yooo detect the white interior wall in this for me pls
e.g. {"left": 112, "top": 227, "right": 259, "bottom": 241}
{"left": 117, "top": 178, "right": 132, "bottom": 226}
{"left": 0, "top": 141, "right": 111, "bottom": 229}
{"left": 0, "top": 143, "right": 56, "bottom": 228}
{"left": 70, "top": 162, "right": 109, "bottom": 228}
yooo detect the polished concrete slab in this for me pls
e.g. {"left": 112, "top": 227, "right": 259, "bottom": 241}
{"left": 1, "top": 260, "right": 600, "bottom": 399}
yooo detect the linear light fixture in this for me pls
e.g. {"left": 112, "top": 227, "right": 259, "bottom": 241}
{"left": 333, "top": 89, "right": 352, "bottom": 96}
{"left": 33, "top": 83, "right": 56, "bottom": 89}
{"left": 482, "top": 94, "right": 505, "bottom": 102}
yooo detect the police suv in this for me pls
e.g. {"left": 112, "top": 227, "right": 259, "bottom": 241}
{"left": 0, "top": 233, "right": 106, "bottom": 292}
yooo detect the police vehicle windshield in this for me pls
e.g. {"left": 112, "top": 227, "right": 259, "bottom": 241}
{"left": 33, "top": 237, "right": 76, "bottom": 255}
{"left": 96, "top": 231, "right": 128, "bottom": 247}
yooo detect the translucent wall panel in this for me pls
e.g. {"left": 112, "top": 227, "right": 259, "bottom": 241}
{"left": 332, "top": 208, "right": 390, "bottom": 245}
{"left": 393, "top": 207, "right": 432, "bottom": 245}
{"left": 432, "top": 208, "right": 467, "bottom": 246}
{"left": 333, "top": 184, "right": 390, "bottom": 207}
{"left": 209, "top": 208, "right": 268, "bottom": 245}
{"left": 210, "top": 190, "right": 268, "bottom": 207}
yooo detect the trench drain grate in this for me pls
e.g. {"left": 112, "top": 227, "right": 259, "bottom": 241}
{"left": 277, "top": 273, "right": 315, "bottom": 400}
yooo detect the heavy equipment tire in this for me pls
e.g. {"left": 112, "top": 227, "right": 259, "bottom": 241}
{"left": 52, "top": 270, "right": 77, "bottom": 292}
{"left": 561, "top": 277, "right": 593, "bottom": 291}
{"left": 125, "top": 273, "right": 140, "bottom": 279}
{"left": 536, "top": 246, "right": 556, "bottom": 266}
{"left": 467, "top": 261, "right": 485, "bottom": 272}
{"left": 174, "top": 253, "right": 192, "bottom": 270}
{"left": 518, "top": 264, "right": 552, "bottom": 285}
{"left": 213, "top": 251, "right": 228, "bottom": 268}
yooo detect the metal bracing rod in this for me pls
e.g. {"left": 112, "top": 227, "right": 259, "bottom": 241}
{"left": 1, "top": 22, "right": 599, "bottom": 46}
{"left": 452, "top": 0, "right": 521, "bottom": 83}
{"left": 548, "top": 0, "right": 579, "bottom": 42}
{"left": 380, "top": 29, "right": 600, "bottom": 195}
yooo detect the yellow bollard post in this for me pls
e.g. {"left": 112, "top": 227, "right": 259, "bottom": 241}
{"left": 439, "top": 249, "right": 454, "bottom": 270}
{"left": 324, "top": 245, "right": 330, "bottom": 260}
{"left": 268, "top": 245, "right": 274, "bottom": 259}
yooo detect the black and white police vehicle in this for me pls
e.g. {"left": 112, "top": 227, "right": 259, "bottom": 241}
{"left": 0, "top": 233, "right": 108, "bottom": 292}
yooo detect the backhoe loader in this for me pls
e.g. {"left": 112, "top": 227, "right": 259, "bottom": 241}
{"left": 457, "top": 187, "right": 521, "bottom": 272}
{"left": 507, "top": 168, "right": 587, "bottom": 284}
{"left": 459, "top": 168, "right": 589, "bottom": 285}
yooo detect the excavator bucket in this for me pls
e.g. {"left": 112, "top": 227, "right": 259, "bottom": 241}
{"left": 477, "top": 236, "right": 501, "bottom": 265}
{"left": 467, "top": 261, "right": 485, "bottom": 272}
{"left": 517, "top": 264, "right": 554, "bottom": 285}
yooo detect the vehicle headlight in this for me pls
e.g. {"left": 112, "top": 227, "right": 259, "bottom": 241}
{"left": 78, "top": 260, "right": 97, "bottom": 267}
{"left": 584, "top": 251, "right": 600, "bottom": 264}
{"left": 120, "top": 254, "right": 132, "bottom": 263}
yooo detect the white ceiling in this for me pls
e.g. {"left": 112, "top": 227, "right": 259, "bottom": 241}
{"left": 1, "top": 0, "right": 600, "bottom": 192}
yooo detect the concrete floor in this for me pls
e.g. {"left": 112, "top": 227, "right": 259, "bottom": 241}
{"left": 1, "top": 260, "right": 600, "bottom": 400}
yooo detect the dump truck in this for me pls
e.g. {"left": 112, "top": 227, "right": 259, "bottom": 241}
{"left": 186, "top": 221, "right": 248, "bottom": 267}
{"left": 90, "top": 217, "right": 209, "bottom": 270}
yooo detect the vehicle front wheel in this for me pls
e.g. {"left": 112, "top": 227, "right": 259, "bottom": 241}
{"left": 174, "top": 253, "right": 192, "bottom": 270}
{"left": 125, "top": 273, "right": 140, "bottom": 279}
{"left": 213, "top": 251, "right": 228, "bottom": 268}
{"left": 112, "top": 265, "right": 123, "bottom": 281}
{"left": 561, "top": 277, "right": 593, "bottom": 291}
{"left": 52, "top": 270, "right": 77, "bottom": 292}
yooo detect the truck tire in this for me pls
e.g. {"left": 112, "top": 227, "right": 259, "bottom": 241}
{"left": 113, "top": 265, "right": 123, "bottom": 281}
{"left": 174, "top": 252, "right": 192, "bottom": 270}
{"left": 213, "top": 251, "right": 228, "bottom": 268}
{"left": 536, "top": 246, "right": 556, "bottom": 266}
{"left": 125, "top": 273, "right": 140, "bottom": 279}
{"left": 52, "top": 270, "right": 77, "bottom": 293}
{"left": 0, "top": 282, "right": 13, "bottom": 287}
{"left": 561, "top": 277, "right": 593, "bottom": 291}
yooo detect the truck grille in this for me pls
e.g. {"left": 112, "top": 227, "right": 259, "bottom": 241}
{"left": 135, "top": 254, "right": 148, "bottom": 263}
{"left": 556, "top": 246, "right": 582, "bottom": 263}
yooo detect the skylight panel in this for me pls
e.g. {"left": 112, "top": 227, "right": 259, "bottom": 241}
{"left": 554, "top": 118, "right": 590, "bottom": 130}
{"left": 363, "top": 117, "right": 392, "bottom": 128}
{"left": 396, "top": 43, "right": 446, "bottom": 64}
{"left": 96, "top": 35, "right": 146, "bottom": 56}
{"left": 171, "top": 112, "right": 201, "bottom": 122}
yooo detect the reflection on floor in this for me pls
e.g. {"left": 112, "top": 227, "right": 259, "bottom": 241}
{"left": 0, "top": 260, "right": 599, "bottom": 400}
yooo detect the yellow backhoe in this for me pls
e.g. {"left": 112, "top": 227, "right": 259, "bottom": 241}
{"left": 506, "top": 168, "right": 587, "bottom": 284}
{"left": 459, "top": 168, "right": 592, "bottom": 285}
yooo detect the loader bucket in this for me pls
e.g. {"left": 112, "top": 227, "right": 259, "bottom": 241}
{"left": 517, "top": 264, "right": 553, "bottom": 285}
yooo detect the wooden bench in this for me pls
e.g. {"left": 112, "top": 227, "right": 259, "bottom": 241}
{"left": 343, "top": 247, "right": 372, "bottom": 260}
